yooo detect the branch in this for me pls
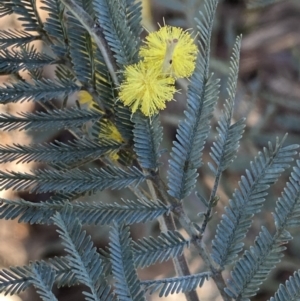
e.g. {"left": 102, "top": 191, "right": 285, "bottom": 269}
{"left": 146, "top": 177, "right": 200, "bottom": 301}
{"left": 153, "top": 176, "right": 231, "bottom": 301}
{"left": 59, "top": 0, "right": 119, "bottom": 86}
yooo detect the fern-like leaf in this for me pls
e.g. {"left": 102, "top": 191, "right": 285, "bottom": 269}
{"left": 66, "top": 13, "right": 93, "bottom": 84}
{"left": 208, "top": 36, "right": 245, "bottom": 176}
{"left": 269, "top": 270, "right": 300, "bottom": 301}
{"left": 93, "top": 0, "right": 140, "bottom": 67}
{"left": 247, "top": 0, "right": 281, "bottom": 8}
{"left": 133, "top": 112, "right": 163, "bottom": 170}
{"left": 29, "top": 263, "right": 57, "bottom": 301}
{"left": 0, "top": 166, "right": 145, "bottom": 193}
{"left": 0, "top": 265, "right": 32, "bottom": 295}
{"left": 132, "top": 231, "right": 190, "bottom": 268}
{"left": 0, "top": 138, "right": 121, "bottom": 164}
{"left": 41, "top": 0, "right": 68, "bottom": 57}
{"left": 211, "top": 138, "right": 298, "bottom": 267}
{"left": 142, "top": 272, "right": 211, "bottom": 297}
{"left": 10, "top": 0, "right": 42, "bottom": 32}
{"left": 109, "top": 223, "right": 145, "bottom": 301}
{"left": 225, "top": 226, "right": 292, "bottom": 300}
{"left": 124, "top": 0, "right": 142, "bottom": 38}
{"left": 0, "top": 258, "right": 81, "bottom": 295}
{"left": 0, "top": 2, "right": 14, "bottom": 17}
{"left": 0, "top": 78, "right": 80, "bottom": 104}
{"left": 47, "top": 257, "right": 79, "bottom": 288}
{"left": 0, "top": 229, "right": 191, "bottom": 295}
{"left": 0, "top": 108, "right": 100, "bottom": 132}
{"left": 273, "top": 159, "right": 300, "bottom": 229}
{"left": 0, "top": 198, "right": 170, "bottom": 225}
{"left": 52, "top": 206, "right": 115, "bottom": 301}
{"left": 0, "top": 45, "right": 56, "bottom": 74}
{"left": 114, "top": 100, "right": 134, "bottom": 142}
{"left": 94, "top": 47, "right": 115, "bottom": 111}
{"left": 0, "top": 29, "right": 39, "bottom": 48}
{"left": 167, "top": 0, "right": 220, "bottom": 200}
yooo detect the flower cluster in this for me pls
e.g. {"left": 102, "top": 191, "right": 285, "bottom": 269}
{"left": 119, "top": 25, "right": 198, "bottom": 117}
{"left": 78, "top": 90, "right": 123, "bottom": 161}
{"left": 78, "top": 90, "right": 103, "bottom": 113}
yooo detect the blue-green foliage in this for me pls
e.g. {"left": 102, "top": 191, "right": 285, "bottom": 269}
{"left": 66, "top": 13, "right": 94, "bottom": 84}
{"left": 52, "top": 206, "right": 115, "bottom": 301}
{"left": 0, "top": 198, "right": 171, "bottom": 225}
{"left": 0, "top": 0, "right": 299, "bottom": 301}
{"left": 0, "top": 138, "right": 122, "bottom": 164}
{"left": 269, "top": 270, "right": 300, "bottom": 301}
{"left": 0, "top": 28, "right": 38, "bottom": 48}
{"left": 212, "top": 138, "right": 298, "bottom": 268}
{"left": 109, "top": 223, "right": 145, "bottom": 301}
{"left": 0, "top": 166, "right": 145, "bottom": 193}
{"left": 167, "top": 0, "right": 220, "bottom": 200}
{"left": 208, "top": 36, "right": 245, "bottom": 177}
{"left": 0, "top": 108, "right": 100, "bottom": 131}
{"left": 142, "top": 271, "right": 211, "bottom": 297}
{"left": 132, "top": 231, "right": 190, "bottom": 268}
{"left": 247, "top": 0, "right": 282, "bottom": 8}
{"left": 0, "top": 78, "right": 80, "bottom": 104}
{"left": 225, "top": 226, "right": 291, "bottom": 300}
{"left": 29, "top": 264, "right": 57, "bottom": 301}
{"left": 133, "top": 112, "right": 163, "bottom": 170}
{"left": 0, "top": 45, "right": 56, "bottom": 73}
{"left": 93, "top": 0, "right": 141, "bottom": 67}
{"left": 41, "top": 0, "right": 68, "bottom": 57}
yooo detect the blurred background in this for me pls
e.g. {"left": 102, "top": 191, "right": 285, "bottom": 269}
{"left": 0, "top": 0, "right": 300, "bottom": 300}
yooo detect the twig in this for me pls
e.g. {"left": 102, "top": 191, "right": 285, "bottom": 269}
{"left": 59, "top": 0, "right": 119, "bottom": 86}
{"left": 153, "top": 176, "right": 231, "bottom": 301}
{"left": 146, "top": 177, "right": 201, "bottom": 301}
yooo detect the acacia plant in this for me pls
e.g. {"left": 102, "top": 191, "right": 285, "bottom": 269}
{"left": 0, "top": 0, "right": 299, "bottom": 301}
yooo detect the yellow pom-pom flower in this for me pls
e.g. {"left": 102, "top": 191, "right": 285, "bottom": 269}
{"left": 98, "top": 118, "right": 124, "bottom": 162}
{"left": 98, "top": 118, "right": 124, "bottom": 144}
{"left": 139, "top": 25, "right": 198, "bottom": 78}
{"left": 78, "top": 90, "right": 94, "bottom": 108}
{"left": 78, "top": 90, "right": 103, "bottom": 113}
{"left": 118, "top": 61, "right": 176, "bottom": 117}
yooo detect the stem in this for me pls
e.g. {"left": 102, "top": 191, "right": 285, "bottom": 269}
{"left": 200, "top": 172, "right": 221, "bottom": 234}
{"left": 59, "top": 0, "right": 119, "bottom": 86}
{"left": 175, "top": 205, "right": 231, "bottom": 301}
{"left": 146, "top": 178, "right": 201, "bottom": 301}
{"left": 152, "top": 176, "right": 231, "bottom": 301}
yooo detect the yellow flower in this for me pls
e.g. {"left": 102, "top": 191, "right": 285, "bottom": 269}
{"left": 98, "top": 118, "right": 124, "bottom": 162}
{"left": 78, "top": 90, "right": 102, "bottom": 113}
{"left": 118, "top": 61, "right": 176, "bottom": 117}
{"left": 78, "top": 90, "right": 94, "bottom": 108}
{"left": 139, "top": 25, "right": 198, "bottom": 78}
{"left": 99, "top": 118, "right": 124, "bottom": 144}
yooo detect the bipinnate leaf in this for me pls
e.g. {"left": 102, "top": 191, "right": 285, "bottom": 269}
{"left": 212, "top": 138, "right": 298, "bottom": 267}
{"left": 52, "top": 206, "right": 114, "bottom": 301}
{"left": 109, "top": 222, "right": 145, "bottom": 301}
{"left": 167, "top": 0, "right": 220, "bottom": 200}
{"left": 29, "top": 263, "right": 57, "bottom": 301}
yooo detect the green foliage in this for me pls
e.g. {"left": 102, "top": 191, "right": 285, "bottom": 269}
{"left": 0, "top": 0, "right": 299, "bottom": 301}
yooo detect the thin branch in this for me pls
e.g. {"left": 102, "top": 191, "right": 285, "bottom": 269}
{"left": 59, "top": 0, "right": 119, "bottom": 86}
{"left": 174, "top": 205, "right": 230, "bottom": 301}
{"left": 152, "top": 176, "right": 230, "bottom": 301}
{"left": 146, "top": 176, "right": 201, "bottom": 301}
